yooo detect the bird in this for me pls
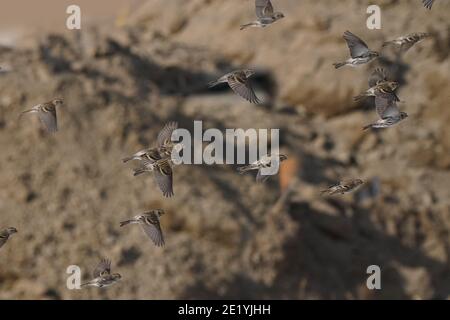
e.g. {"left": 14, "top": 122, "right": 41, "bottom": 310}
{"left": 363, "top": 95, "right": 408, "bottom": 130}
{"left": 237, "top": 154, "right": 287, "bottom": 182}
{"left": 208, "top": 69, "right": 260, "bottom": 104}
{"left": 240, "top": 0, "right": 285, "bottom": 30}
{"left": 20, "top": 98, "right": 63, "bottom": 133}
{"left": 321, "top": 179, "right": 364, "bottom": 196}
{"left": 133, "top": 158, "right": 174, "bottom": 197}
{"left": 422, "top": 0, "right": 435, "bottom": 9}
{"left": 81, "top": 258, "right": 122, "bottom": 288}
{"left": 333, "top": 31, "right": 379, "bottom": 69}
{"left": 0, "top": 227, "right": 17, "bottom": 249}
{"left": 120, "top": 209, "right": 165, "bottom": 247}
{"left": 122, "top": 122, "right": 178, "bottom": 163}
{"left": 354, "top": 68, "right": 400, "bottom": 101}
{"left": 382, "top": 32, "right": 431, "bottom": 53}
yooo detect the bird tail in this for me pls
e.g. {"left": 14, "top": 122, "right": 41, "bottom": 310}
{"left": 80, "top": 282, "right": 90, "bottom": 288}
{"left": 353, "top": 94, "right": 366, "bottom": 101}
{"left": 237, "top": 165, "right": 256, "bottom": 174}
{"left": 240, "top": 23, "right": 254, "bottom": 30}
{"left": 208, "top": 80, "right": 220, "bottom": 88}
{"left": 362, "top": 123, "right": 372, "bottom": 131}
{"left": 333, "top": 62, "right": 346, "bottom": 69}
{"left": 119, "top": 220, "right": 133, "bottom": 227}
{"left": 122, "top": 156, "right": 134, "bottom": 163}
{"left": 382, "top": 41, "right": 393, "bottom": 47}
{"left": 19, "top": 109, "right": 35, "bottom": 118}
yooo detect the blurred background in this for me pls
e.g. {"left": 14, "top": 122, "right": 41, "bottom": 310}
{"left": 0, "top": 0, "right": 449, "bottom": 299}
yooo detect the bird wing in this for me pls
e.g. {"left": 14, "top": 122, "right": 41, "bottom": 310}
{"left": 375, "top": 96, "right": 400, "bottom": 119}
{"left": 153, "top": 161, "right": 174, "bottom": 197}
{"left": 38, "top": 107, "right": 58, "bottom": 133}
{"left": 157, "top": 121, "right": 178, "bottom": 148}
{"left": 93, "top": 259, "right": 111, "bottom": 278}
{"left": 0, "top": 234, "right": 8, "bottom": 249}
{"left": 256, "top": 169, "right": 271, "bottom": 183}
{"left": 141, "top": 214, "right": 165, "bottom": 247}
{"left": 255, "top": 0, "right": 274, "bottom": 18}
{"left": 422, "top": 0, "right": 434, "bottom": 9}
{"left": 368, "top": 68, "right": 388, "bottom": 87}
{"left": 228, "top": 75, "right": 260, "bottom": 104}
{"left": 343, "top": 31, "right": 370, "bottom": 58}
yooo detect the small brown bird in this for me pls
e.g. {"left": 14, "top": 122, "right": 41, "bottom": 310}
{"left": 321, "top": 179, "right": 364, "bottom": 196}
{"left": 0, "top": 227, "right": 17, "bottom": 249}
{"left": 208, "top": 69, "right": 260, "bottom": 104}
{"left": 354, "top": 68, "right": 400, "bottom": 102}
{"left": 333, "top": 31, "right": 379, "bottom": 69}
{"left": 81, "top": 258, "right": 122, "bottom": 288}
{"left": 20, "top": 98, "right": 63, "bottom": 133}
{"left": 363, "top": 95, "right": 408, "bottom": 130}
{"left": 237, "top": 154, "right": 288, "bottom": 182}
{"left": 120, "top": 209, "right": 165, "bottom": 247}
{"left": 383, "top": 32, "right": 431, "bottom": 53}
{"left": 122, "top": 122, "right": 178, "bottom": 163}
{"left": 134, "top": 158, "right": 174, "bottom": 197}
{"left": 240, "top": 0, "right": 285, "bottom": 30}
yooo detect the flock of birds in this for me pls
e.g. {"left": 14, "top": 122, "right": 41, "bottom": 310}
{"left": 0, "top": 0, "right": 439, "bottom": 289}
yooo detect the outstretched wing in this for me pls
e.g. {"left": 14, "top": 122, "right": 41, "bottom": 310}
{"left": 93, "top": 259, "right": 111, "bottom": 278}
{"left": 157, "top": 122, "right": 178, "bottom": 148}
{"left": 255, "top": 0, "right": 274, "bottom": 18}
{"left": 375, "top": 96, "right": 400, "bottom": 119}
{"left": 422, "top": 0, "right": 434, "bottom": 9}
{"left": 343, "top": 31, "right": 370, "bottom": 58}
{"left": 153, "top": 160, "right": 174, "bottom": 197}
{"left": 228, "top": 75, "right": 260, "bottom": 104}
{"left": 38, "top": 107, "right": 57, "bottom": 133}
{"left": 368, "top": 68, "right": 388, "bottom": 87}
{"left": 141, "top": 214, "right": 165, "bottom": 247}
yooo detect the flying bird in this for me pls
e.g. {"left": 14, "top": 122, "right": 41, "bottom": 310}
{"left": 383, "top": 32, "right": 431, "bottom": 53}
{"left": 237, "top": 154, "right": 287, "bottom": 182}
{"left": 321, "top": 179, "right": 364, "bottom": 196}
{"left": 422, "top": 0, "right": 435, "bottom": 9}
{"left": 363, "top": 96, "right": 408, "bottom": 130}
{"left": 333, "top": 31, "right": 379, "bottom": 69}
{"left": 134, "top": 158, "right": 174, "bottom": 197}
{"left": 122, "top": 122, "right": 178, "bottom": 163}
{"left": 20, "top": 98, "right": 63, "bottom": 133}
{"left": 120, "top": 209, "right": 165, "bottom": 247}
{"left": 0, "top": 227, "right": 17, "bottom": 249}
{"left": 208, "top": 69, "right": 260, "bottom": 104}
{"left": 81, "top": 259, "right": 122, "bottom": 288}
{"left": 354, "top": 68, "right": 400, "bottom": 101}
{"left": 240, "top": 0, "right": 285, "bottom": 30}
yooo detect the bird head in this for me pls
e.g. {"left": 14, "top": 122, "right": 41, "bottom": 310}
{"left": 370, "top": 51, "right": 380, "bottom": 58}
{"left": 386, "top": 81, "right": 399, "bottom": 91}
{"left": 112, "top": 273, "right": 122, "bottom": 281}
{"left": 52, "top": 98, "right": 64, "bottom": 106}
{"left": 354, "top": 179, "right": 364, "bottom": 186}
{"left": 279, "top": 154, "right": 288, "bottom": 162}
{"left": 400, "top": 112, "right": 408, "bottom": 119}
{"left": 6, "top": 227, "right": 17, "bottom": 235}
{"left": 243, "top": 69, "right": 256, "bottom": 78}
{"left": 154, "top": 209, "right": 165, "bottom": 217}
{"left": 273, "top": 12, "right": 285, "bottom": 20}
